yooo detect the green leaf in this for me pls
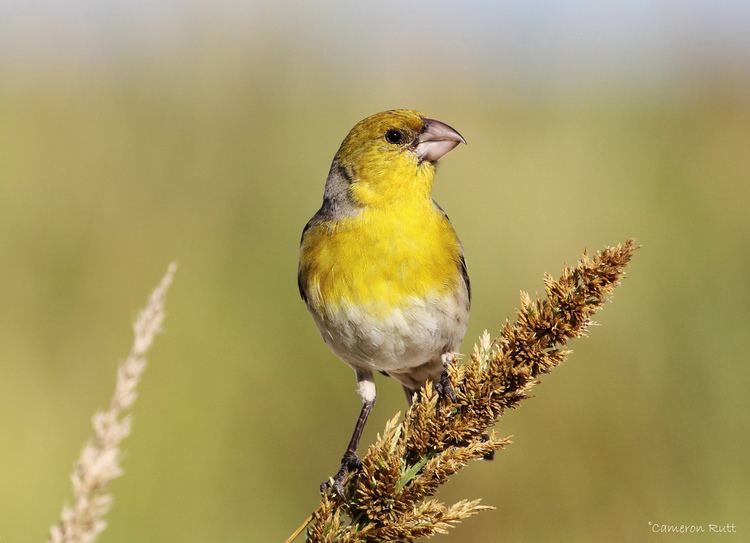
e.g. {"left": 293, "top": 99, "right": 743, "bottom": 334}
{"left": 396, "top": 455, "right": 430, "bottom": 492}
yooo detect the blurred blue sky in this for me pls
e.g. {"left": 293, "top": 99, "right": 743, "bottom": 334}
{"left": 1, "top": 1, "right": 748, "bottom": 86}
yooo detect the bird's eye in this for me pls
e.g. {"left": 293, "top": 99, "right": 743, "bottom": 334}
{"left": 385, "top": 129, "right": 404, "bottom": 144}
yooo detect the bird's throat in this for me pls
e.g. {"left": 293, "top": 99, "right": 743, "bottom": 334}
{"left": 348, "top": 159, "right": 435, "bottom": 208}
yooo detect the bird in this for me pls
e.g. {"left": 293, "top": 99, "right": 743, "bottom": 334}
{"left": 298, "top": 109, "right": 469, "bottom": 494}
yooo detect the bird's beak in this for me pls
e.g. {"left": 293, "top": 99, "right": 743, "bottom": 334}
{"left": 415, "top": 118, "right": 466, "bottom": 163}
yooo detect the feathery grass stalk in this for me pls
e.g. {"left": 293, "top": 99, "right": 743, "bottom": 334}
{"left": 299, "top": 240, "right": 636, "bottom": 542}
{"left": 47, "top": 263, "right": 177, "bottom": 543}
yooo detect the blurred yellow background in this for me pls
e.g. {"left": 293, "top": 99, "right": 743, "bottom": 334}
{"left": 1, "top": 1, "right": 748, "bottom": 541}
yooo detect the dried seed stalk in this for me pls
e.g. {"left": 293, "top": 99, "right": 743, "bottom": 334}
{"left": 302, "top": 240, "right": 637, "bottom": 542}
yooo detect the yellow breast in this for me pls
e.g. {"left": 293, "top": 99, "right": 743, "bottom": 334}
{"left": 300, "top": 200, "right": 462, "bottom": 317}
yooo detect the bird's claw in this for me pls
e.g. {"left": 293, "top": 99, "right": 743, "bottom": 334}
{"left": 436, "top": 353, "right": 459, "bottom": 404}
{"left": 436, "top": 368, "right": 457, "bottom": 404}
{"left": 320, "top": 452, "right": 361, "bottom": 498}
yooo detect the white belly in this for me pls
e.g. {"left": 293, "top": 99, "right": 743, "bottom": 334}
{"left": 309, "top": 288, "right": 469, "bottom": 389}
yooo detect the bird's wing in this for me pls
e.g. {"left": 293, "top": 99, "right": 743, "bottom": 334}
{"left": 459, "top": 250, "right": 471, "bottom": 304}
{"left": 432, "top": 199, "right": 471, "bottom": 305}
{"left": 297, "top": 216, "right": 318, "bottom": 304}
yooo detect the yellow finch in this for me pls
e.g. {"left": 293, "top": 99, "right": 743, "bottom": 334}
{"left": 298, "top": 109, "right": 469, "bottom": 493}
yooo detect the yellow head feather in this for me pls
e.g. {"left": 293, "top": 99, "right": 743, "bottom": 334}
{"left": 335, "top": 109, "right": 435, "bottom": 207}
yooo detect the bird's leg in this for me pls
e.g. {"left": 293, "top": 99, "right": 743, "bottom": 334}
{"left": 321, "top": 370, "right": 375, "bottom": 497}
{"left": 323, "top": 400, "right": 373, "bottom": 496}
{"left": 435, "top": 352, "right": 458, "bottom": 403}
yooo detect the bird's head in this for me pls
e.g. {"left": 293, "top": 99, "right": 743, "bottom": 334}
{"left": 332, "top": 109, "right": 465, "bottom": 207}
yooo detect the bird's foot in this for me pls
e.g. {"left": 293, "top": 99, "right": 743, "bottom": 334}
{"left": 435, "top": 353, "right": 458, "bottom": 404}
{"left": 320, "top": 451, "right": 361, "bottom": 498}
{"left": 436, "top": 368, "right": 457, "bottom": 404}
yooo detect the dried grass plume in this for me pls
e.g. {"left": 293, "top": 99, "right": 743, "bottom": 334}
{"left": 47, "top": 263, "right": 177, "bottom": 543}
{"left": 296, "top": 240, "right": 637, "bottom": 543}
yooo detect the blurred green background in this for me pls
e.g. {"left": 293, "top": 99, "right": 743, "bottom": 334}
{"left": 1, "top": 1, "right": 748, "bottom": 541}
